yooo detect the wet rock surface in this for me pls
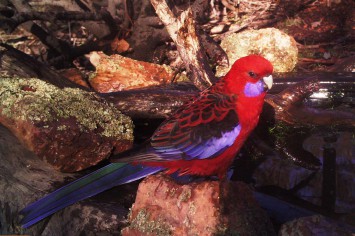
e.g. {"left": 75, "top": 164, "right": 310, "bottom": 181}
{"left": 253, "top": 131, "right": 355, "bottom": 214}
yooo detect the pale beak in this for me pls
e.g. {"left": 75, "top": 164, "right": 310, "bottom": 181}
{"left": 263, "top": 75, "right": 273, "bottom": 90}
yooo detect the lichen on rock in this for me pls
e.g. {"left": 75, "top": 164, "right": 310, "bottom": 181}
{"left": 128, "top": 209, "right": 173, "bottom": 236}
{"left": 216, "top": 28, "right": 298, "bottom": 76}
{"left": 0, "top": 77, "right": 133, "bottom": 139}
{"left": 88, "top": 52, "right": 179, "bottom": 93}
{"left": 122, "top": 174, "right": 275, "bottom": 236}
{"left": 0, "top": 77, "right": 134, "bottom": 172}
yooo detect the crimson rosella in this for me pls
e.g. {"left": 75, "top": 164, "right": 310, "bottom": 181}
{"left": 20, "top": 55, "right": 273, "bottom": 228}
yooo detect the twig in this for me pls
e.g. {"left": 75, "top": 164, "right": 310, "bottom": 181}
{"left": 299, "top": 58, "right": 337, "bottom": 65}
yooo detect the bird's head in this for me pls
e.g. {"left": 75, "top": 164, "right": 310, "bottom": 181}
{"left": 224, "top": 55, "right": 273, "bottom": 98}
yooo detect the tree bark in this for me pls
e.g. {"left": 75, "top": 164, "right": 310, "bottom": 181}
{"left": 0, "top": 43, "right": 85, "bottom": 89}
{"left": 151, "top": 0, "right": 217, "bottom": 90}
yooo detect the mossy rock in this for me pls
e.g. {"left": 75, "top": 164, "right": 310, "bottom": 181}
{"left": 0, "top": 77, "right": 134, "bottom": 172}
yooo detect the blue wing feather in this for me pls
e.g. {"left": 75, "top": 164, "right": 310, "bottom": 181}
{"left": 111, "top": 87, "right": 240, "bottom": 163}
{"left": 20, "top": 163, "right": 163, "bottom": 228}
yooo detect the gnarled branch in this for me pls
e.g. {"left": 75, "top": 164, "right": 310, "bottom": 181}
{"left": 150, "top": 0, "right": 217, "bottom": 90}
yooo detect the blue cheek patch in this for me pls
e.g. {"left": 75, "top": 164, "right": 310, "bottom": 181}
{"left": 244, "top": 81, "right": 264, "bottom": 97}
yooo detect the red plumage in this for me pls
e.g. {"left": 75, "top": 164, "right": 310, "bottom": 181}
{"left": 20, "top": 55, "right": 274, "bottom": 228}
{"left": 114, "top": 55, "right": 274, "bottom": 179}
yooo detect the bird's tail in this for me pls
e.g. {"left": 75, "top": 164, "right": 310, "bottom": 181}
{"left": 20, "top": 163, "right": 163, "bottom": 228}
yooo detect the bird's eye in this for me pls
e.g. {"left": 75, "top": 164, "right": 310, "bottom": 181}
{"left": 248, "top": 71, "right": 257, "bottom": 78}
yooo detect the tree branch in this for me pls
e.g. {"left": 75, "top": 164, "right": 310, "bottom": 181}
{"left": 150, "top": 0, "right": 217, "bottom": 90}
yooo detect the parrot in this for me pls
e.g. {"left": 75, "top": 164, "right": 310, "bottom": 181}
{"left": 20, "top": 54, "right": 273, "bottom": 228}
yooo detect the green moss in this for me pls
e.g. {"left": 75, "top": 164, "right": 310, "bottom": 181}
{"left": 0, "top": 77, "right": 133, "bottom": 139}
{"left": 104, "top": 58, "right": 124, "bottom": 72}
{"left": 130, "top": 209, "right": 173, "bottom": 236}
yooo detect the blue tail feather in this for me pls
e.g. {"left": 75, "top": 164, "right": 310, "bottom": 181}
{"left": 20, "top": 163, "right": 163, "bottom": 228}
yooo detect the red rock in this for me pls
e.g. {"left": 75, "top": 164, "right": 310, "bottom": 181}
{"left": 122, "top": 174, "right": 275, "bottom": 236}
{"left": 111, "top": 37, "right": 131, "bottom": 53}
{"left": 88, "top": 52, "right": 175, "bottom": 93}
{"left": 0, "top": 77, "right": 133, "bottom": 172}
{"left": 60, "top": 68, "right": 90, "bottom": 88}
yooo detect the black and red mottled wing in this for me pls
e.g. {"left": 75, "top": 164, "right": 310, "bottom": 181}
{"left": 112, "top": 86, "right": 241, "bottom": 163}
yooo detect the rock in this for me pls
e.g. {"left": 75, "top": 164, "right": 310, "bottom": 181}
{"left": 88, "top": 52, "right": 176, "bottom": 93}
{"left": 60, "top": 68, "right": 90, "bottom": 88}
{"left": 216, "top": 28, "right": 298, "bottom": 76}
{"left": 122, "top": 174, "right": 275, "bottom": 236}
{"left": 298, "top": 132, "right": 355, "bottom": 213}
{"left": 279, "top": 215, "right": 355, "bottom": 236}
{"left": 253, "top": 132, "right": 355, "bottom": 213}
{"left": 0, "top": 77, "right": 133, "bottom": 172}
{"left": 253, "top": 156, "right": 315, "bottom": 190}
{"left": 0, "top": 124, "right": 133, "bottom": 236}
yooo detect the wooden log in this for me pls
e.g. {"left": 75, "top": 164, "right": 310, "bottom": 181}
{"left": 104, "top": 74, "right": 355, "bottom": 127}
{"left": 102, "top": 88, "right": 196, "bottom": 119}
{"left": 266, "top": 75, "right": 355, "bottom": 127}
{"left": 0, "top": 44, "right": 86, "bottom": 90}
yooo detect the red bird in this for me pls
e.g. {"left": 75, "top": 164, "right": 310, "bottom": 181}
{"left": 20, "top": 55, "right": 273, "bottom": 228}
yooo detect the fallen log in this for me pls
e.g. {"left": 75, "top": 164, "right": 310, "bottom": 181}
{"left": 2, "top": 42, "right": 353, "bottom": 127}
{"left": 0, "top": 43, "right": 85, "bottom": 90}
{"left": 102, "top": 88, "right": 196, "bottom": 119}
